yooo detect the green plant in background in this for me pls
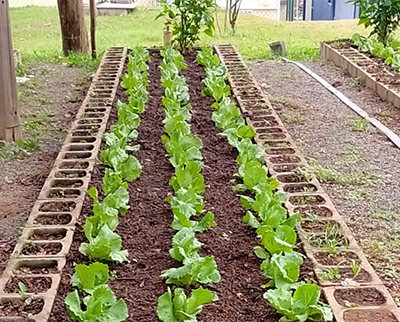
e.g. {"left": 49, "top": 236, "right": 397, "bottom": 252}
{"left": 318, "top": 265, "right": 341, "bottom": 281}
{"left": 156, "top": 0, "right": 215, "bottom": 52}
{"left": 352, "top": 0, "right": 400, "bottom": 45}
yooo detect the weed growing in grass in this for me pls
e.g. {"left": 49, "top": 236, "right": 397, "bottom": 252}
{"left": 23, "top": 109, "right": 55, "bottom": 137}
{"left": 349, "top": 118, "right": 369, "bottom": 132}
{"left": 18, "top": 80, "right": 50, "bottom": 106}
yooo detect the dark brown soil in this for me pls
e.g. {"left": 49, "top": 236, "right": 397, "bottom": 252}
{"left": 330, "top": 267, "right": 371, "bottom": 283}
{"left": 49, "top": 52, "right": 175, "bottom": 322}
{"left": 0, "top": 297, "right": 44, "bottom": 317}
{"left": 269, "top": 155, "right": 301, "bottom": 164}
{"left": 30, "top": 231, "right": 66, "bottom": 241}
{"left": 273, "top": 164, "right": 298, "bottom": 173}
{"left": 314, "top": 251, "right": 360, "bottom": 266}
{"left": 39, "top": 201, "right": 76, "bottom": 212}
{"left": 301, "top": 220, "right": 340, "bottom": 233}
{"left": 183, "top": 52, "right": 291, "bottom": 322}
{"left": 34, "top": 213, "right": 72, "bottom": 225}
{"left": 21, "top": 243, "right": 62, "bottom": 256}
{"left": 344, "top": 309, "right": 398, "bottom": 322}
{"left": 277, "top": 173, "right": 308, "bottom": 183}
{"left": 334, "top": 287, "right": 386, "bottom": 306}
{"left": 290, "top": 195, "right": 326, "bottom": 206}
{"left": 17, "top": 263, "right": 59, "bottom": 275}
{"left": 294, "top": 206, "right": 333, "bottom": 218}
{"left": 5, "top": 276, "right": 52, "bottom": 294}
{"left": 283, "top": 183, "right": 317, "bottom": 193}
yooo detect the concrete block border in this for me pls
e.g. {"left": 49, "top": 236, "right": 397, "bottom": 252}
{"left": 321, "top": 42, "right": 400, "bottom": 108}
{"left": 215, "top": 44, "right": 400, "bottom": 322}
{"left": 0, "top": 47, "right": 127, "bottom": 321}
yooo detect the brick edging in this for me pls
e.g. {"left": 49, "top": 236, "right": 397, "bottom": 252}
{"left": 215, "top": 44, "right": 400, "bottom": 322}
{"left": 0, "top": 47, "right": 127, "bottom": 322}
{"left": 321, "top": 42, "right": 400, "bottom": 108}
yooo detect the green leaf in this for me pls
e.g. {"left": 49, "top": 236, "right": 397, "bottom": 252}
{"left": 194, "top": 211, "right": 216, "bottom": 232}
{"left": 254, "top": 246, "right": 269, "bottom": 259}
{"left": 243, "top": 211, "right": 261, "bottom": 229}
{"left": 71, "top": 262, "right": 109, "bottom": 295}
{"left": 186, "top": 287, "right": 215, "bottom": 315}
{"left": 157, "top": 289, "right": 179, "bottom": 322}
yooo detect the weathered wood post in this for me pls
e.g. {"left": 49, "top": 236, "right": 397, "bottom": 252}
{"left": 57, "top": 0, "right": 89, "bottom": 56}
{"left": 90, "top": 0, "right": 96, "bottom": 59}
{"left": 0, "top": 0, "right": 22, "bottom": 142}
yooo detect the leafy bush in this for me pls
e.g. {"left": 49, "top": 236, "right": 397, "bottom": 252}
{"left": 156, "top": 0, "right": 215, "bottom": 52}
{"left": 352, "top": 0, "right": 400, "bottom": 45}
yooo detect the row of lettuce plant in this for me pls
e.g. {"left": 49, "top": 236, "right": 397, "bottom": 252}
{"left": 63, "top": 47, "right": 150, "bottom": 322}
{"left": 197, "top": 46, "right": 333, "bottom": 322}
{"left": 156, "top": 46, "right": 220, "bottom": 322}
{"left": 351, "top": 33, "right": 400, "bottom": 71}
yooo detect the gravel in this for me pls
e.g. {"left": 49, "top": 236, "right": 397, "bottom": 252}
{"left": 249, "top": 59, "right": 400, "bottom": 304}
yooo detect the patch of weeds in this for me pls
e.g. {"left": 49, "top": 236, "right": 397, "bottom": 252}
{"left": 361, "top": 227, "right": 400, "bottom": 280}
{"left": 282, "top": 113, "right": 306, "bottom": 124}
{"left": 297, "top": 159, "right": 382, "bottom": 186}
{"left": 18, "top": 80, "right": 50, "bottom": 106}
{"left": 297, "top": 159, "right": 343, "bottom": 183}
{"left": 67, "top": 52, "right": 101, "bottom": 69}
{"left": 309, "top": 222, "right": 349, "bottom": 254}
{"left": 23, "top": 109, "right": 55, "bottom": 137}
{"left": 268, "top": 95, "right": 294, "bottom": 106}
{"left": 0, "top": 139, "right": 39, "bottom": 162}
{"left": 15, "top": 63, "right": 27, "bottom": 77}
{"left": 340, "top": 188, "right": 373, "bottom": 201}
{"left": 318, "top": 265, "right": 341, "bottom": 281}
{"left": 40, "top": 67, "right": 51, "bottom": 76}
{"left": 340, "top": 146, "right": 362, "bottom": 165}
{"left": 349, "top": 118, "right": 369, "bottom": 132}
{"left": 371, "top": 206, "right": 396, "bottom": 221}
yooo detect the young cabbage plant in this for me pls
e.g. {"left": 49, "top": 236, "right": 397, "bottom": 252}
{"left": 65, "top": 285, "right": 128, "bottom": 322}
{"left": 157, "top": 287, "right": 217, "bottom": 322}
{"left": 79, "top": 224, "right": 128, "bottom": 263}
{"left": 71, "top": 262, "right": 109, "bottom": 295}
{"left": 161, "top": 256, "right": 220, "bottom": 286}
{"left": 264, "top": 284, "right": 333, "bottom": 322}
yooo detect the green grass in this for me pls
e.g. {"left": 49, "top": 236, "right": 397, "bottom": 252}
{"left": 349, "top": 118, "right": 369, "bottom": 132}
{"left": 10, "top": 6, "right": 367, "bottom": 62}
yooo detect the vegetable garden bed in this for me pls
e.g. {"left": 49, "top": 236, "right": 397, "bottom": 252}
{"left": 1, "top": 44, "right": 399, "bottom": 322}
{"left": 321, "top": 41, "right": 400, "bottom": 108}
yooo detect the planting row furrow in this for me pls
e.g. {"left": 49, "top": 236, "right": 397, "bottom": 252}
{"left": 59, "top": 47, "right": 150, "bottom": 322}
{"left": 156, "top": 47, "right": 220, "bottom": 321}
{"left": 197, "top": 47, "right": 334, "bottom": 322}
{"left": 181, "top": 51, "right": 280, "bottom": 321}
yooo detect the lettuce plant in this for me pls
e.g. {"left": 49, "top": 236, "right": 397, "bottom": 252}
{"left": 157, "top": 287, "right": 217, "bottom": 322}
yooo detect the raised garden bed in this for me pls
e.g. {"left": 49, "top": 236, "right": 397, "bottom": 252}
{"left": 321, "top": 41, "right": 400, "bottom": 108}
{"left": 0, "top": 45, "right": 398, "bottom": 322}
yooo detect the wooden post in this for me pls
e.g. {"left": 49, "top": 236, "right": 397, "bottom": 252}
{"left": 0, "top": 0, "right": 22, "bottom": 142}
{"left": 57, "top": 0, "right": 89, "bottom": 56}
{"left": 90, "top": 0, "right": 96, "bottom": 59}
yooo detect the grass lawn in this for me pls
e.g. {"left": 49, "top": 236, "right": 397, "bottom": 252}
{"left": 10, "top": 6, "right": 366, "bottom": 62}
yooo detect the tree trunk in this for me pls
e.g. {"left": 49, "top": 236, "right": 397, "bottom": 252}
{"left": 57, "top": 0, "right": 89, "bottom": 56}
{"left": 0, "top": 0, "right": 22, "bottom": 142}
